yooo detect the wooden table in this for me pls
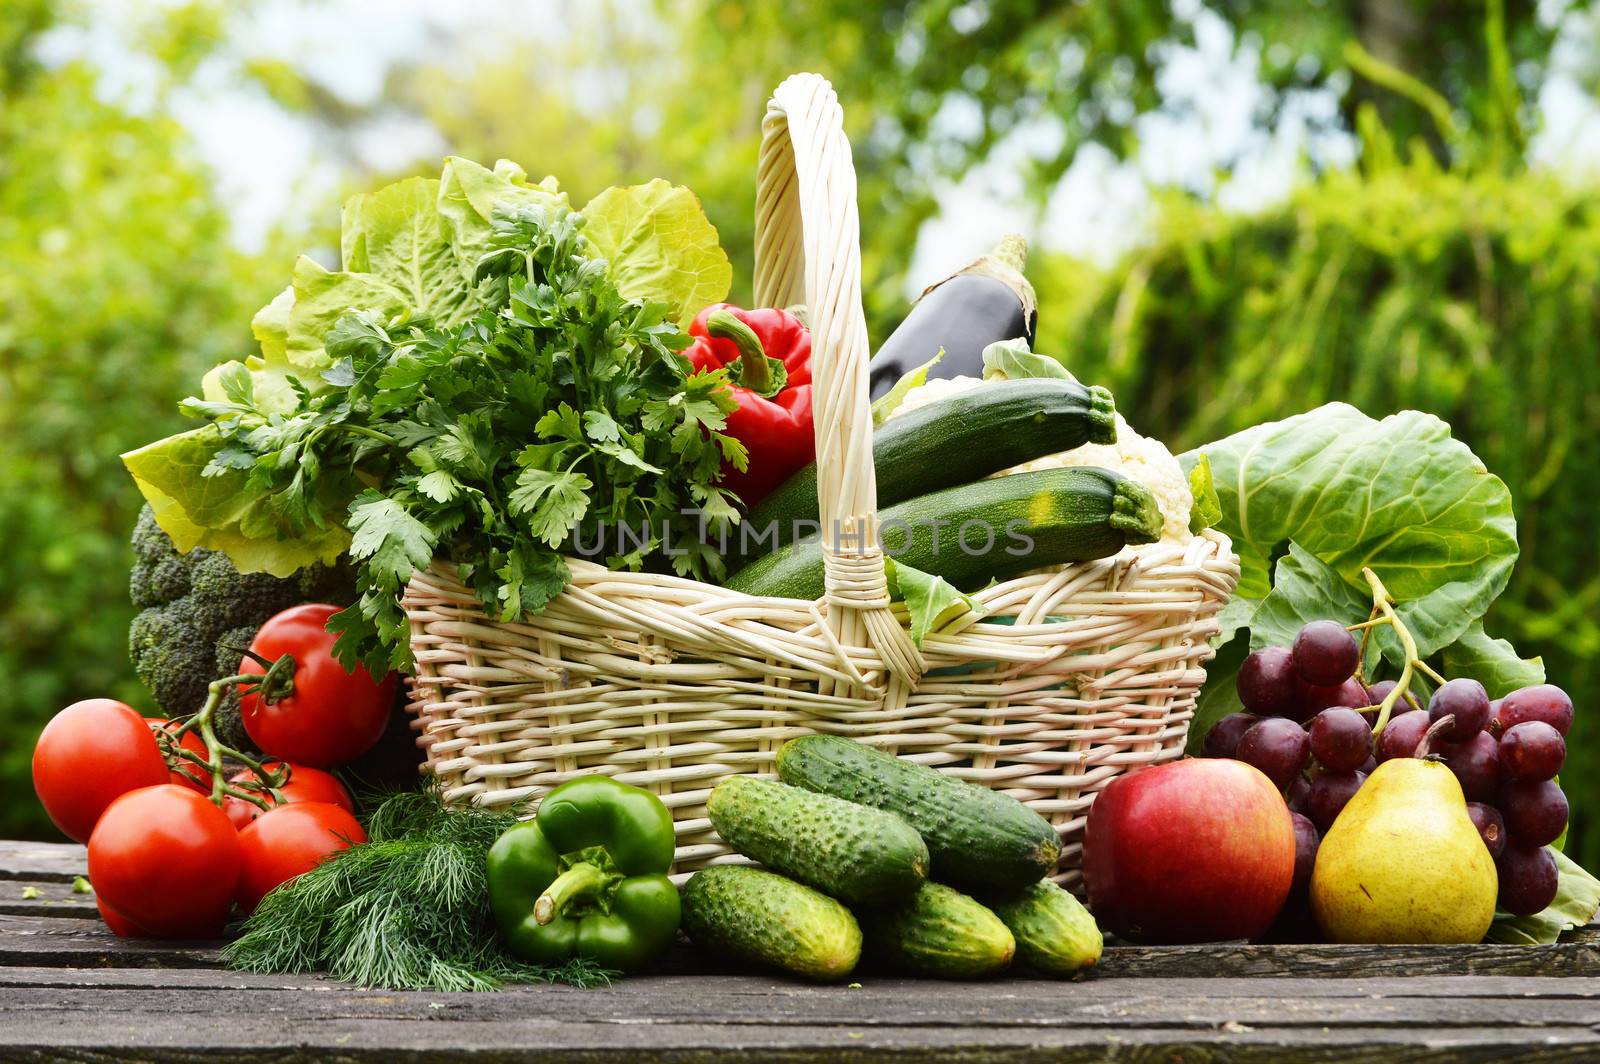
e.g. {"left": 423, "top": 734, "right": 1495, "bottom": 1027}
{"left": 3, "top": 840, "right": 1598, "bottom": 1062}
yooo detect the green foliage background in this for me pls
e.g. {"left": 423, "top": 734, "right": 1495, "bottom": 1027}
{"left": 0, "top": 1, "right": 272, "bottom": 837}
{"left": 2, "top": 0, "right": 1597, "bottom": 867}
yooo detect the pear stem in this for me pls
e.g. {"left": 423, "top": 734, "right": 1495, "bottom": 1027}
{"left": 1415, "top": 715, "right": 1455, "bottom": 760}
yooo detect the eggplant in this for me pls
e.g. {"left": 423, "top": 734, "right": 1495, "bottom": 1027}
{"left": 868, "top": 235, "right": 1037, "bottom": 399}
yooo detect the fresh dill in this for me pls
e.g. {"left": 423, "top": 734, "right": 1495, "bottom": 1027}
{"left": 225, "top": 788, "right": 615, "bottom": 991}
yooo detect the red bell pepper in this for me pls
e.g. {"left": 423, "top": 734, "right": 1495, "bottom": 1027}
{"left": 683, "top": 303, "right": 814, "bottom": 506}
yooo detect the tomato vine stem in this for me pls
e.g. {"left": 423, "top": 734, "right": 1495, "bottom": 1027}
{"left": 156, "top": 653, "right": 300, "bottom": 809}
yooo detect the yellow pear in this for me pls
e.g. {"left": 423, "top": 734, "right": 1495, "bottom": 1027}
{"left": 1310, "top": 750, "right": 1497, "bottom": 944}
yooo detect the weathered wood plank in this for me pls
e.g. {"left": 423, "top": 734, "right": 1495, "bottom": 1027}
{"left": 0, "top": 841, "right": 85, "bottom": 884}
{"left": 0, "top": 880, "right": 97, "bottom": 918}
{"left": 2, "top": 1015, "right": 1598, "bottom": 1064}
{"left": 10, "top": 965, "right": 1600, "bottom": 1002}
{"left": 8, "top": 981, "right": 1600, "bottom": 1030}
{"left": 0, "top": 916, "right": 221, "bottom": 970}
{"left": 1097, "top": 939, "right": 1600, "bottom": 978}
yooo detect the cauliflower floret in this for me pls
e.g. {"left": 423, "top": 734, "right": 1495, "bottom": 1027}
{"left": 886, "top": 374, "right": 984, "bottom": 417}
{"left": 887, "top": 380, "right": 1193, "bottom": 542}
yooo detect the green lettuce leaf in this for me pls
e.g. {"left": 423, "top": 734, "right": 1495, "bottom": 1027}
{"left": 981, "top": 337, "right": 1076, "bottom": 382}
{"left": 1180, "top": 403, "right": 1517, "bottom": 658}
{"left": 887, "top": 559, "right": 985, "bottom": 646}
{"left": 251, "top": 284, "right": 292, "bottom": 362}
{"left": 437, "top": 156, "right": 568, "bottom": 271}
{"left": 871, "top": 349, "right": 944, "bottom": 425}
{"left": 340, "top": 175, "right": 473, "bottom": 326}
{"left": 284, "top": 255, "right": 412, "bottom": 371}
{"left": 580, "top": 179, "right": 730, "bottom": 327}
{"left": 1486, "top": 849, "right": 1600, "bottom": 945}
{"left": 122, "top": 427, "right": 348, "bottom": 576}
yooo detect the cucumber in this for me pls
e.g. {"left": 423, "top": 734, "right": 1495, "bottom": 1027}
{"left": 680, "top": 866, "right": 861, "bottom": 982}
{"left": 987, "top": 880, "right": 1103, "bottom": 976}
{"left": 862, "top": 882, "right": 1014, "bottom": 978}
{"left": 740, "top": 379, "right": 1117, "bottom": 560}
{"left": 777, "top": 736, "right": 1061, "bottom": 892}
{"left": 707, "top": 776, "right": 928, "bottom": 905}
{"left": 725, "top": 467, "right": 1162, "bottom": 601}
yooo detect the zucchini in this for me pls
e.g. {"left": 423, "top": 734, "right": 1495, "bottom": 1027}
{"left": 680, "top": 866, "right": 861, "bottom": 982}
{"left": 777, "top": 736, "right": 1061, "bottom": 892}
{"left": 987, "top": 880, "right": 1103, "bottom": 976}
{"left": 861, "top": 882, "right": 1015, "bottom": 978}
{"left": 868, "top": 235, "right": 1036, "bottom": 399}
{"left": 737, "top": 379, "right": 1117, "bottom": 561}
{"left": 726, "top": 467, "right": 1162, "bottom": 601}
{"left": 707, "top": 776, "right": 928, "bottom": 905}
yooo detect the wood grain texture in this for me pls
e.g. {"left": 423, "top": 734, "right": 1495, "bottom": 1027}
{"left": 4, "top": 841, "right": 1600, "bottom": 1061}
{"left": 0, "top": 841, "right": 86, "bottom": 883}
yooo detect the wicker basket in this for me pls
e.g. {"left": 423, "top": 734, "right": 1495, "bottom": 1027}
{"left": 402, "top": 73, "right": 1239, "bottom": 888}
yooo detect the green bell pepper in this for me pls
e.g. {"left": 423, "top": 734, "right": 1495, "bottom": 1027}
{"left": 487, "top": 775, "right": 681, "bottom": 972}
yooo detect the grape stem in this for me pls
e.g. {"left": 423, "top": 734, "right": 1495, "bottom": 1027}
{"left": 1359, "top": 567, "right": 1423, "bottom": 739}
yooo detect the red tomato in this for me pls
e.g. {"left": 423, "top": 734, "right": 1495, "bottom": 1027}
{"left": 32, "top": 699, "right": 170, "bottom": 843}
{"left": 87, "top": 785, "right": 240, "bottom": 938}
{"left": 235, "top": 802, "right": 365, "bottom": 913}
{"left": 238, "top": 604, "right": 397, "bottom": 768}
{"left": 147, "top": 718, "right": 211, "bottom": 793}
{"left": 222, "top": 762, "right": 354, "bottom": 830}
{"left": 95, "top": 893, "right": 148, "bottom": 938}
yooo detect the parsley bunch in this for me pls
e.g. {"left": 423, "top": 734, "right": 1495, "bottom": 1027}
{"left": 187, "top": 204, "right": 745, "bottom": 672}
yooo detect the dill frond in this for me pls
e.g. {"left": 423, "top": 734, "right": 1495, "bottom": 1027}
{"left": 224, "top": 787, "right": 615, "bottom": 991}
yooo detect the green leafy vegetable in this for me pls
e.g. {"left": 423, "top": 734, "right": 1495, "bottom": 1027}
{"left": 179, "top": 201, "right": 741, "bottom": 672}
{"left": 1486, "top": 849, "right": 1600, "bottom": 945}
{"left": 1186, "top": 453, "right": 1222, "bottom": 533}
{"left": 125, "top": 157, "right": 730, "bottom": 589}
{"left": 871, "top": 349, "right": 943, "bottom": 425}
{"left": 887, "top": 559, "right": 985, "bottom": 646}
{"left": 981, "top": 337, "right": 1075, "bottom": 381}
{"left": 1182, "top": 404, "right": 1518, "bottom": 657}
{"left": 226, "top": 789, "right": 613, "bottom": 991}
{"left": 581, "top": 179, "right": 732, "bottom": 327}
{"left": 122, "top": 427, "right": 350, "bottom": 576}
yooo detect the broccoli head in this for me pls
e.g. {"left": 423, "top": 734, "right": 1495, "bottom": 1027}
{"left": 127, "top": 505, "right": 356, "bottom": 723}
{"left": 127, "top": 604, "right": 216, "bottom": 720}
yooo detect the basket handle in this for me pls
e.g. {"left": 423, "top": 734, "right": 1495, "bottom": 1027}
{"left": 753, "top": 74, "right": 921, "bottom": 688}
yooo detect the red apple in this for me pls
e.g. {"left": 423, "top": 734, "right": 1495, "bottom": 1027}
{"left": 1083, "top": 758, "right": 1296, "bottom": 943}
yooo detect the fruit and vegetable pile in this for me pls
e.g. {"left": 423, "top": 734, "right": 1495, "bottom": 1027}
{"left": 23, "top": 148, "right": 1600, "bottom": 990}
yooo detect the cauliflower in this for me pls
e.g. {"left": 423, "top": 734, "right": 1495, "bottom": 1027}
{"left": 886, "top": 377, "right": 1194, "bottom": 542}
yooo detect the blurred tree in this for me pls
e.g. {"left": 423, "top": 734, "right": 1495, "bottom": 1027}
{"left": 391, "top": 0, "right": 1588, "bottom": 331}
{"left": 0, "top": 1, "right": 269, "bottom": 838}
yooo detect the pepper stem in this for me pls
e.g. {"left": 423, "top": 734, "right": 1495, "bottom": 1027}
{"left": 535, "top": 861, "right": 608, "bottom": 925}
{"left": 706, "top": 309, "right": 786, "bottom": 399}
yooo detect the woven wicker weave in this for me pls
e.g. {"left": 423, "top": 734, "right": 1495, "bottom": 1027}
{"left": 402, "top": 73, "right": 1239, "bottom": 887}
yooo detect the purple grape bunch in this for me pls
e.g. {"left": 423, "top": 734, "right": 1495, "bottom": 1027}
{"left": 1204, "top": 618, "right": 1575, "bottom": 918}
